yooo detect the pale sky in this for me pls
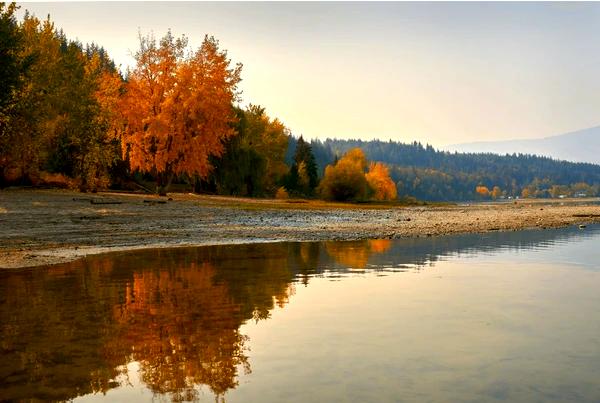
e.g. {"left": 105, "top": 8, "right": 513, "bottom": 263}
{"left": 16, "top": 2, "right": 600, "bottom": 146}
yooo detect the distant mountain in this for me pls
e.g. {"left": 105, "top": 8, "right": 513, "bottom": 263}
{"left": 446, "top": 126, "right": 600, "bottom": 165}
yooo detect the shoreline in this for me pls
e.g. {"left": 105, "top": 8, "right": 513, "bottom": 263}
{"left": 1, "top": 189, "right": 600, "bottom": 269}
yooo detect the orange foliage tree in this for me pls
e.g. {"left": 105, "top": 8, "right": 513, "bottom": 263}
{"left": 119, "top": 32, "right": 242, "bottom": 194}
{"left": 365, "top": 162, "right": 397, "bottom": 201}
{"left": 475, "top": 185, "right": 490, "bottom": 198}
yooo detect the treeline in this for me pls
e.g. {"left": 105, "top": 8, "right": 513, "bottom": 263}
{"left": 2, "top": 3, "right": 599, "bottom": 202}
{"left": 0, "top": 4, "right": 318, "bottom": 197}
{"left": 308, "top": 139, "right": 600, "bottom": 200}
{"left": 0, "top": 3, "right": 397, "bottom": 201}
{"left": 0, "top": 4, "right": 123, "bottom": 191}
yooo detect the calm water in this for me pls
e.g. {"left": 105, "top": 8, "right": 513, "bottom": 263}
{"left": 1, "top": 226, "right": 600, "bottom": 402}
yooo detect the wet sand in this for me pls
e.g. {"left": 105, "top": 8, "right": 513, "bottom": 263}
{"left": 1, "top": 189, "right": 599, "bottom": 268}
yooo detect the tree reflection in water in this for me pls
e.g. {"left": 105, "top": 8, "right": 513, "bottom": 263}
{"left": 2, "top": 225, "right": 594, "bottom": 401}
{"left": 0, "top": 244, "right": 298, "bottom": 402}
{"left": 325, "top": 239, "right": 392, "bottom": 268}
{"left": 108, "top": 264, "right": 251, "bottom": 400}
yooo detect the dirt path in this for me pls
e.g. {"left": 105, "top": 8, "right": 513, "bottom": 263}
{"left": 1, "top": 189, "right": 599, "bottom": 268}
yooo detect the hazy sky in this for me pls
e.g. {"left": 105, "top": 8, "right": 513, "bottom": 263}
{"left": 16, "top": 2, "right": 600, "bottom": 146}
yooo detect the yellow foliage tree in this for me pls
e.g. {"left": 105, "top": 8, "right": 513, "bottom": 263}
{"left": 243, "top": 107, "right": 290, "bottom": 193}
{"left": 318, "top": 148, "right": 370, "bottom": 201}
{"left": 491, "top": 186, "right": 502, "bottom": 200}
{"left": 80, "top": 52, "right": 124, "bottom": 191}
{"left": 0, "top": 12, "right": 123, "bottom": 191}
{"left": 297, "top": 161, "right": 309, "bottom": 190}
{"left": 319, "top": 149, "right": 400, "bottom": 202}
{"left": 365, "top": 162, "right": 397, "bottom": 201}
{"left": 275, "top": 186, "right": 289, "bottom": 200}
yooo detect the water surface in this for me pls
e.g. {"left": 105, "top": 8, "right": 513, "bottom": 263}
{"left": 1, "top": 225, "right": 600, "bottom": 402}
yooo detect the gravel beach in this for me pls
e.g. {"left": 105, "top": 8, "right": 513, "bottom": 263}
{"left": 1, "top": 189, "right": 599, "bottom": 268}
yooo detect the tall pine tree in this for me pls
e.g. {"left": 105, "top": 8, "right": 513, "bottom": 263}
{"left": 287, "top": 136, "right": 318, "bottom": 196}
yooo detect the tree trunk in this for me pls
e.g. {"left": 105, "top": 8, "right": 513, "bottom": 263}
{"left": 156, "top": 171, "right": 174, "bottom": 196}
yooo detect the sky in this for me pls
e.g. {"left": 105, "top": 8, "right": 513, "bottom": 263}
{"left": 15, "top": 2, "right": 600, "bottom": 146}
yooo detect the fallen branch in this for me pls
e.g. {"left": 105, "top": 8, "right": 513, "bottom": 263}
{"left": 90, "top": 199, "right": 123, "bottom": 205}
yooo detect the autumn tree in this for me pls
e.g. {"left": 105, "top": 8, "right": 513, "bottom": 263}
{"left": 36, "top": 36, "right": 122, "bottom": 191}
{"left": 475, "top": 185, "right": 490, "bottom": 198}
{"left": 365, "top": 162, "right": 397, "bottom": 201}
{"left": 0, "top": 11, "right": 122, "bottom": 189}
{"left": 0, "top": 13, "right": 57, "bottom": 184}
{"left": 239, "top": 105, "right": 289, "bottom": 194}
{"left": 319, "top": 148, "right": 401, "bottom": 202}
{"left": 119, "top": 32, "right": 242, "bottom": 195}
{"left": 78, "top": 48, "right": 123, "bottom": 190}
{"left": 204, "top": 105, "right": 289, "bottom": 196}
{"left": 318, "top": 148, "right": 370, "bottom": 201}
{"left": 491, "top": 186, "right": 502, "bottom": 200}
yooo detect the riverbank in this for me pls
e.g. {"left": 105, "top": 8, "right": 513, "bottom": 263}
{"left": 1, "top": 189, "right": 600, "bottom": 268}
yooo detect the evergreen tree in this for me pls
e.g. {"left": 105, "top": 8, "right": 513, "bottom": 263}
{"left": 293, "top": 136, "right": 319, "bottom": 193}
{"left": 0, "top": 2, "right": 25, "bottom": 182}
{"left": 284, "top": 136, "right": 319, "bottom": 196}
{"left": 200, "top": 105, "right": 289, "bottom": 197}
{"left": 0, "top": 2, "right": 21, "bottom": 113}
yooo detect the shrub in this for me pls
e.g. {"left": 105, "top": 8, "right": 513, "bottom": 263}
{"left": 38, "top": 172, "right": 78, "bottom": 189}
{"left": 275, "top": 186, "right": 289, "bottom": 199}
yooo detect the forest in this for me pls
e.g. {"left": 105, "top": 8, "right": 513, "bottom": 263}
{"left": 305, "top": 139, "right": 600, "bottom": 201}
{"left": 2, "top": 3, "right": 600, "bottom": 202}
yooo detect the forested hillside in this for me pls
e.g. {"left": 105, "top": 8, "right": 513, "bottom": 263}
{"left": 304, "top": 138, "right": 600, "bottom": 201}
